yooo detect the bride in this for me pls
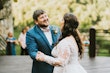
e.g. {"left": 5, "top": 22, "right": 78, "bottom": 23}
{"left": 36, "top": 13, "right": 87, "bottom": 73}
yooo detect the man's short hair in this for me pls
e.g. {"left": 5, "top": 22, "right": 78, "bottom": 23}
{"left": 33, "top": 9, "right": 45, "bottom": 20}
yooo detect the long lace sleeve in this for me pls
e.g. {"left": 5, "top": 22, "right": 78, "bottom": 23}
{"left": 43, "top": 41, "right": 71, "bottom": 66}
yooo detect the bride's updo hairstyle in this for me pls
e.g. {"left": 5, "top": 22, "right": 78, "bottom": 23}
{"left": 60, "top": 13, "right": 84, "bottom": 58}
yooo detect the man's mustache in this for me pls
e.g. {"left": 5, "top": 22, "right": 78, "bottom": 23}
{"left": 43, "top": 19, "right": 48, "bottom": 22}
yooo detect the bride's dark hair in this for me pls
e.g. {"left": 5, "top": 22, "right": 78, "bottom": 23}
{"left": 59, "top": 13, "right": 84, "bottom": 58}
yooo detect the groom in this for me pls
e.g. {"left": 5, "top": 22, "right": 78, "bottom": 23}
{"left": 26, "top": 9, "right": 61, "bottom": 73}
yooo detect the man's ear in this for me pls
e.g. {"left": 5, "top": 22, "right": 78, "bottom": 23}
{"left": 34, "top": 20, "right": 38, "bottom": 24}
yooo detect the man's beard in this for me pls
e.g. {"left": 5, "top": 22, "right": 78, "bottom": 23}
{"left": 39, "top": 24, "right": 48, "bottom": 28}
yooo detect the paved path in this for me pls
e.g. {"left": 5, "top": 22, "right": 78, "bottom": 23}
{"left": 0, "top": 55, "right": 110, "bottom": 73}
{"left": 0, "top": 56, "right": 32, "bottom": 73}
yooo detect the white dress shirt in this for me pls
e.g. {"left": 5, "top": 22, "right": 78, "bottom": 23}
{"left": 40, "top": 26, "right": 53, "bottom": 45}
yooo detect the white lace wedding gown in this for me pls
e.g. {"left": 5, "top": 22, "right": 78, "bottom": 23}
{"left": 43, "top": 36, "right": 87, "bottom": 73}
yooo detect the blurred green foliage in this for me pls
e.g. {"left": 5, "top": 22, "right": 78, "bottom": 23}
{"left": 96, "top": 35, "right": 110, "bottom": 56}
{"left": 11, "top": 0, "right": 110, "bottom": 56}
{"left": 14, "top": 27, "right": 21, "bottom": 55}
{"left": 12, "top": 0, "right": 110, "bottom": 30}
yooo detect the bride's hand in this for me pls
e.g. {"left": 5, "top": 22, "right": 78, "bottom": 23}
{"left": 36, "top": 51, "right": 45, "bottom": 61}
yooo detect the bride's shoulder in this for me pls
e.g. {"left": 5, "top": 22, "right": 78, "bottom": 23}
{"left": 58, "top": 37, "right": 71, "bottom": 45}
{"left": 59, "top": 36, "right": 75, "bottom": 45}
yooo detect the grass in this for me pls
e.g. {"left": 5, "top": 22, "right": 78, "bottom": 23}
{"left": 15, "top": 45, "right": 21, "bottom": 55}
{"left": 97, "top": 49, "right": 110, "bottom": 57}
{"left": 14, "top": 28, "right": 21, "bottom": 55}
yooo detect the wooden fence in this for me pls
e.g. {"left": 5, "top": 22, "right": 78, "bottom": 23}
{"left": 80, "top": 28, "right": 110, "bottom": 58}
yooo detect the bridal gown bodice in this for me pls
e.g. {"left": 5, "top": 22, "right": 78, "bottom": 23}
{"left": 43, "top": 36, "right": 87, "bottom": 73}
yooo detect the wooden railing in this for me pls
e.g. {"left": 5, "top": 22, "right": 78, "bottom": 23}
{"left": 80, "top": 28, "right": 110, "bottom": 58}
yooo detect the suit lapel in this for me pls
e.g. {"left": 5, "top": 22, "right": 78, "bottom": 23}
{"left": 34, "top": 25, "right": 52, "bottom": 49}
{"left": 51, "top": 30, "right": 55, "bottom": 43}
{"left": 50, "top": 26, "right": 57, "bottom": 47}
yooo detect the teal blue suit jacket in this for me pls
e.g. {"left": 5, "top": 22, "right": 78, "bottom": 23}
{"left": 26, "top": 25, "right": 61, "bottom": 73}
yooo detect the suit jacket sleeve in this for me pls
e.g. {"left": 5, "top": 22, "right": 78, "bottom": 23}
{"left": 26, "top": 31, "right": 38, "bottom": 60}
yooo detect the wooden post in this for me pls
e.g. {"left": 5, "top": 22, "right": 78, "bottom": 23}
{"left": 89, "top": 28, "right": 96, "bottom": 58}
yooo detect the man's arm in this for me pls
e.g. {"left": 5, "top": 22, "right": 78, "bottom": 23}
{"left": 26, "top": 31, "right": 38, "bottom": 61}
